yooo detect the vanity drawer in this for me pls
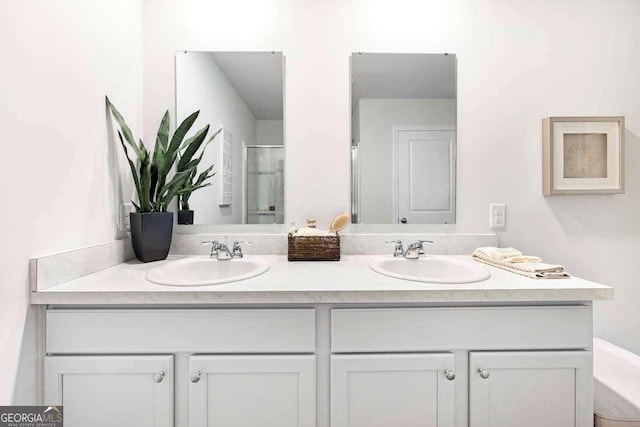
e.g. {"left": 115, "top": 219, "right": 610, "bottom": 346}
{"left": 46, "top": 308, "right": 316, "bottom": 354}
{"left": 331, "top": 306, "right": 592, "bottom": 352}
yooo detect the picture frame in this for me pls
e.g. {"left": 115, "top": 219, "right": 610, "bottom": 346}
{"left": 542, "top": 116, "right": 625, "bottom": 195}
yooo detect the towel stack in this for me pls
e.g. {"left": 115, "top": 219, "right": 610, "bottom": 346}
{"left": 472, "top": 247, "right": 570, "bottom": 279}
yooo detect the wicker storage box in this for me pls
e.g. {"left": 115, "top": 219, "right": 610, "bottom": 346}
{"left": 287, "top": 234, "right": 340, "bottom": 261}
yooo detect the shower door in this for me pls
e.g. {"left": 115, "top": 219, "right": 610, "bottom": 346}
{"left": 245, "top": 145, "right": 285, "bottom": 224}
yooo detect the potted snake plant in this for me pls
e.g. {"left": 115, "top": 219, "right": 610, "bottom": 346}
{"left": 176, "top": 127, "right": 221, "bottom": 224}
{"left": 106, "top": 96, "right": 214, "bottom": 262}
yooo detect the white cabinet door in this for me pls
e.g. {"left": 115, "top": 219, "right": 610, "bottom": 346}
{"left": 469, "top": 351, "right": 592, "bottom": 427}
{"left": 331, "top": 353, "right": 455, "bottom": 427}
{"left": 189, "top": 355, "right": 316, "bottom": 427}
{"left": 44, "top": 355, "right": 173, "bottom": 427}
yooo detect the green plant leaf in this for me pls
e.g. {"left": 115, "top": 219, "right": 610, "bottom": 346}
{"left": 179, "top": 158, "right": 200, "bottom": 174}
{"left": 179, "top": 181, "right": 212, "bottom": 195}
{"left": 117, "top": 131, "right": 142, "bottom": 208}
{"left": 177, "top": 125, "right": 210, "bottom": 171}
{"left": 174, "top": 128, "right": 221, "bottom": 206}
{"left": 167, "top": 111, "right": 199, "bottom": 157}
{"left": 180, "top": 125, "right": 221, "bottom": 153}
{"left": 138, "top": 141, "right": 152, "bottom": 212}
{"left": 179, "top": 192, "right": 189, "bottom": 210}
{"left": 207, "top": 126, "right": 223, "bottom": 145}
{"left": 156, "top": 111, "right": 170, "bottom": 151}
{"left": 106, "top": 97, "right": 143, "bottom": 159}
{"left": 194, "top": 164, "right": 216, "bottom": 186}
{"left": 152, "top": 111, "right": 171, "bottom": 200}
{"left": 149, "top": 162, "right": 159, "bottom": 204}
{"left": 179, "top": 164, "right": 216, "bottom": 209}
{"left": 156, "top": 167, "right": 195, "bottom": 211}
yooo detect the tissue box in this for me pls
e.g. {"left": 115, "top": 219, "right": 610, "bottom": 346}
{"left": 287, "top": 234, "right": 340, "bottom": 261}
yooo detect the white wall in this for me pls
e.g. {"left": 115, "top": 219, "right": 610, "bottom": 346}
{"left": 358, "top": 98, "right": 456, "bottom": 223}
{"left": 257, "top": 120, "right": 284, "bottom": 146}
{"left": 176, "top": 51, "right": 256, "bottom": 224}
{"left": 144, "top": 0, "right": 640, "bottom": 354}
{"left": 0, "top": 0, "right": 144, "bottom": 403}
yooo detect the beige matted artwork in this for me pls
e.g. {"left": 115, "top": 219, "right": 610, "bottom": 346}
{"left": 542, "top": 116, "right": 625, "bottom": 195}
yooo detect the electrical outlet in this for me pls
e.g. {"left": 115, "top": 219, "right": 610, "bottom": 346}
{"left": 490, "top": 204, "right": 506, "bottom": 229}
{"left": 121, "top": 203, "right": 134, "bottom": 230}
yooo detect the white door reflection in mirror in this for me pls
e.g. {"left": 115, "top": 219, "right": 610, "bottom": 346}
{"left": 351, "top": 53, "right": 456, "bottom": 224}
{"left": 395, "top": 127, "right": 455, "bottom": 224}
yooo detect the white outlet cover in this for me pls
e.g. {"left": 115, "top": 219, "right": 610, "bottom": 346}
{"left": 490, "top": 204, "right": 506, "bottom": 229}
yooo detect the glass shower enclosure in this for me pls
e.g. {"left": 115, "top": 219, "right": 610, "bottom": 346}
{"left": 244, "top": 145, "right": 285, "bottom": 224}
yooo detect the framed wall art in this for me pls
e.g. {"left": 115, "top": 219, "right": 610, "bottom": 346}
{"left": 542, "top": 116, "right": 625, "bottom": 195}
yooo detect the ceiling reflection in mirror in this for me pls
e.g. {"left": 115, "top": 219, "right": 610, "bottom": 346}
{"left": 351, "top": 53, "right": 456, "bottom": 225}
{"left": 175, "top": 51, "right": 284, "bottom": 225}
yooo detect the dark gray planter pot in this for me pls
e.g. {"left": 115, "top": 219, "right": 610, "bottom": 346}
{"left": 130, "top": 212, "right": 173, "bottom": 263}
{"left": 177, "top": 209, "right": 194, "bottom": 225}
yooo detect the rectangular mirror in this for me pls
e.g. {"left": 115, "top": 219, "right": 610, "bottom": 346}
{"left": 351, "top": 53, "right": 456, "bottom": 225}
{"left": 175, "top": 51, "right": 284, "bottom": 225}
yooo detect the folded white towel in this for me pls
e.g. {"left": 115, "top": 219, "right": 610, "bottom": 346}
{"left": 472, "top": 248, "right": 570, "bottom": 279}
{"left": 476, "top": 247, "right": 522, "bottom": 261}
{"left": 292, "top": 227, "right": 336, "bottom": 237}
{"left": 504, "top": 255, "right": 542, "bottom": 263}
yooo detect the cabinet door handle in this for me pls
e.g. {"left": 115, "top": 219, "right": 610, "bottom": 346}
{"left": 190, "top": 370, "right": 202, "bottom": 383}
{"left": 478, "top": 368, "right": 490, "bottom": 379}
{"left": 444, "top": 369, "right": 456, "bottom": 381}
{"left": 153, "top": 371, "right": 165, "bottom": 383}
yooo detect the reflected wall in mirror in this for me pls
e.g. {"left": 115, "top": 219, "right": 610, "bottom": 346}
{"left": 351, "top": 53, "right": 456, "bottom": 224}
{"left": 175, "top": 51, "right": 284, "bottom": 225}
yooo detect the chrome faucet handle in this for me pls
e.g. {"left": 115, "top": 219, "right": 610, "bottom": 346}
{"left": 201, "top": 240, "right": 232, "bottom": 260}
{"left": 231, "top": 241, "right": 251, "bottom": 258}
{"left": 385, "top": 240, "right": 405, "bottom": 257}
{"left": 415, "top": 239, "right": 434, "bottom": 245}
{"left": 216, "top": 237, "right": 232, "bottom": 260}
{"left": 405, "top": 240, "right": 434, "bottom": 259}
{"left": 201, "top": 240, "right": 220, "bottom": 258}
{"left": 413, "top": 239, "right": 434, "bottom": 254}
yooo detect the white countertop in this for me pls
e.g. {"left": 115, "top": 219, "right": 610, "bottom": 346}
{"left": 31, "top": 255, "right": 614, "bottom": 305}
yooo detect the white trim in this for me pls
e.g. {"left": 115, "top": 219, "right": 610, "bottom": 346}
{"left": 242, "top": 142, "right": 247, "bottom": 224}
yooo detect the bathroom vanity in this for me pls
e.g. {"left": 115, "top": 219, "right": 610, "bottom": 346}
{"left": 31, "top": 248, "right": 613, "bottom": 427}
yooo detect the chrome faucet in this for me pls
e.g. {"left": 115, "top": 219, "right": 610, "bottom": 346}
{"left": 231, "top": 240, "right": 250, "bottom": 258}
{"left": 404, "top": 240, "right": 433, "bottom": 259}
{"left": 202, "top": 239, "right": 231, "bottom": 260}
{"left": 202, "top": 238, "right": 251, "bottom": 260}
{"left": 386, "top": 240, "right": 406, "bottom": 258}
{"left": 386, "top": 239, "right": 433, "bottom": 259}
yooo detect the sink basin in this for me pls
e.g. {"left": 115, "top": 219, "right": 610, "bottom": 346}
{"left": 146, "top": 256, "right": 269, "bottom": 286}
{"left": 369, "top": 256, "right": 490, "bottom": 284}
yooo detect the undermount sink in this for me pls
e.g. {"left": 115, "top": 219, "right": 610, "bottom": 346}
{"left": 146, "top": 256, "right": 269, "bottom": 286}
{"left": 369, "top": 256, "right": 491, "bottom": 284}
